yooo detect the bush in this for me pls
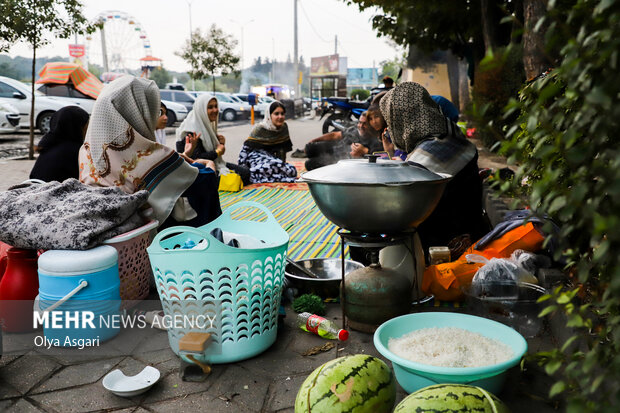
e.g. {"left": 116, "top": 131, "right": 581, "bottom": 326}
{"left": 501, "top": 1, "right": 620, "bottom": 411}
{"left": 350, "top": 88, "right": 370, "bottom": 101}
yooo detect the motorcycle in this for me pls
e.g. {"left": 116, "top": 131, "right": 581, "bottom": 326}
{"left": 319, "top": 96, "right": 370, "bottom": 134}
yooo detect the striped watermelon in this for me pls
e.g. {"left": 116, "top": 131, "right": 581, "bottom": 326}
{"left": 394, "top": 384, "right": 510, "bottom": 412}
{"left": 295, "top": 354, "right": 396, "bottom": 413}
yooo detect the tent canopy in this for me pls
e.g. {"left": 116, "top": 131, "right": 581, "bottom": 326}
{"left": 37, "top": 62, "right": 103, "bottom": 99}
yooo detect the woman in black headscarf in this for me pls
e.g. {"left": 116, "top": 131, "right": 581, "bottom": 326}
{"left": 30, "top": 106, "right": 90, "bottom": 182}
{"left": 380, "top": 82, "right": 490, "bottom": 252}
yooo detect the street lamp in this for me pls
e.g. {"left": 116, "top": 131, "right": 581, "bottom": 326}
{"left": 229, "top": 19, "right": 255, "bottom": 71}
{"left": 186, "top": 0, "right": 195, "bottom": 91}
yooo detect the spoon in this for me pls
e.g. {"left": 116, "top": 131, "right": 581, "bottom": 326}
{"left": 286, "top": 258, "right": 320, "bottom": 279}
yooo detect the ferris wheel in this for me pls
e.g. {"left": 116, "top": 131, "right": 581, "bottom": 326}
{"left": 85, "top": 10, "right": 153, "bottom": 75}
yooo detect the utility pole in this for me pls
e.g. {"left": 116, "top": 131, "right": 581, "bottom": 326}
{"left": 293, "top": 0, "right": 300, "bottom": 98}
{"left": 100, "top": 23, "right": 109, "bottom": 74}
{"left": 335, "top": 35, "right": 337, "bottom": 55}
{"left": 186, "top": 0, "right": 195, "bottom": 91}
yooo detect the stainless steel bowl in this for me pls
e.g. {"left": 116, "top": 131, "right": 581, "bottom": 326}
{"left": 299, "top": 158, "right": 451, "bottom": 234}
{"left": 285, "top": 258, "right": 364, "bottom": 298}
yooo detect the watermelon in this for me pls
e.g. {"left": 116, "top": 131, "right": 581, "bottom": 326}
{"left": 394, "top": 384, "right": 510, "bottom": 413}
{"left": 295, "top": 354, "right": 396, "bottom": 413}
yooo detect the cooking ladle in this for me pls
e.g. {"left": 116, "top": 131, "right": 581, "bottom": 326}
{"left": 286, "top": 257, "right": 320, "bottom": 279}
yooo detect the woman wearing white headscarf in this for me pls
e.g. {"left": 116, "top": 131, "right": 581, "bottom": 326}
{"left": 379, "top": 81, "right": 490, "bottom": 251}
{"left": 79, "top": 76, "right": 221, "bottom": 228}
{"left": 237, "top": 101, "right": 297, "bottom": 183}
{"left": 175, "top": 94, "right": 250, "bottom": 184}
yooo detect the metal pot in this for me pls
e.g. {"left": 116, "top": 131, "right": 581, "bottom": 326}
{"left": 285, "top": 258, "right": 364, "bottom": 298}
{"left": 299, "top": 156, "right": 451, "bottom": 234}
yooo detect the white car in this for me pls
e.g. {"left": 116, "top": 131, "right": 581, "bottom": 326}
{"left": 161, "top": 99, "right": 187, "bottom": 126}
{"left": 0, "top": 102, "right": 20, "bottom": 134}
{"left": 36, "top": 82, "right": 96, "bottom": 114}
{"left": 0, "top": 76, "right": 73, "bottom": 133}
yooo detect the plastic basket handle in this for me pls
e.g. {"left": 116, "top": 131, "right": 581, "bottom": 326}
{"left": 149, "top": 226, "right": 212, "bottom": 254}
{"left": 218, "top": 201, "right": 279, "bottom": 227}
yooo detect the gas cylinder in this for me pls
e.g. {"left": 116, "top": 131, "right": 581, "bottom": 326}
{"left": 0, "top": 248, "right": 39, "bottom": 333}
{"left": 342, "top": 262, "right": 411, "bottom": 333}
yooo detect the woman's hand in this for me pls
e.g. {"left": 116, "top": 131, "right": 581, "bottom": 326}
{"left": 350, "top": 142, "right": 369, "bottom": 158}
{"left": 183, "top": 132, "right": 200, "bottom": 157}
{"left": 179, "top": 153, "right": 194, "bottom": 164}
{"left": 381, "top": 130, "right": 394, "bottom": 158}
{"left": 217, "top": 134, "right": 226, "bottom": 145}
{"left": 215, "top": 143, "right": 226, "bottom": 157}
{"left": 194, "top": 159, "right": 216, "bottom": 171}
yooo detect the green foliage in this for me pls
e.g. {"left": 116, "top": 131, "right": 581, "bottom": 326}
{"left": 150, "top": 66, "right": 172, "bottom": 89}
{"left": 501, "top": 1, "right": 620, "bottom": 410}
{"left": 350, "top": 88, "right": 370, "bottom": 100}
{"left": 176, "top": 25, "right": 240, "bottom": 92}
{"left": 292, "top": 294, "right": 326, "bottom": 316}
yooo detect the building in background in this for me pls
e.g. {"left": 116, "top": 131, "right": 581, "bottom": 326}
{"left": 309, "top": 54, "right": 347, "bottom": 100}
{"left": 347, "top": 67, "right": 378, "bottom": 95}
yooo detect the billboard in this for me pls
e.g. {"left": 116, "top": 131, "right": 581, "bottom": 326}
{"left": 347, "top": 68, "right": 379, "bottom": 87}
{"left": 310, "top": 54, "right": 340, "bottom": 76}
{"left": 68, "top": 44, "right": 85, "bottom": 58}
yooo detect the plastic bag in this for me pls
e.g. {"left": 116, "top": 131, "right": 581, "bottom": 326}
{"left": 218, "top": 171, "right": 243, "bottom": 192}
{"left": 467, "top": 251, "right": 538, "bottom": 285}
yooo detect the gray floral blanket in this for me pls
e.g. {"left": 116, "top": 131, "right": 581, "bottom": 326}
{"left": 0, "top": 179, "right": 149, "bottom": 250}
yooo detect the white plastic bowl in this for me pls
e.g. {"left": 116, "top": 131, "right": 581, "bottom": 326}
{"left": 102, "top": 366, "right": 161, "bottom": 397}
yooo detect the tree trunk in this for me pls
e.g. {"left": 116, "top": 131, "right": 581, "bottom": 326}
{"left": 458, "top": 59, "right": 471, "bottom": 114}
{"left": 212, "top": 73, "right": 216, "bottom": 92}
{"left": 480, "top": 0, "right": 497, "bottom": 52}
{"left": 523, "top": 0, "right": 549, "bottom": 80}
{"left": 445, "top": 51, "right": 460, "bottom": 110}
{"left": 29, "top": 46, "right": 36, "bottom": 160}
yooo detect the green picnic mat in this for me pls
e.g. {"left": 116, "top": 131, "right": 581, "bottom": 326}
{"left": 218, "top": 187, "right": 347, "bottom": 261}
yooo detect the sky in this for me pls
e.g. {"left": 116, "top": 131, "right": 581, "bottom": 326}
{"left": 5, "top": 0, "right": 403, "bottom": 73}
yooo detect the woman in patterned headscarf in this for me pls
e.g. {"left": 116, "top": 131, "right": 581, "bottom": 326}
{"left": 380, "top": 81, "right": 490, "bottom": 251}
{"left": 237, "top": 101, "right": 297, "bottom": 183}
{"left": 78, "top": 75, "right": 221, "bottom": 228}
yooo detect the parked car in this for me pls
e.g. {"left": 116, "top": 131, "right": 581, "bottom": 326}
{"left": 234, "top": 93, "right": 270, "bottom": 116}
{"left": 165, "top": 82, "right": 186, "bottom": 91}
{"left": 0, "top": 102, "right": 20, "bottom": 134}
{"left": 159, "top": 89, "right": 195, "bottom": 112}
{"left": 37, "top": 82, "right": 96, "bottom": 114}
{"left": 161, "top": 99, "right": 187, "bottom": 126}
{"left": 0, "top": 76, "right": 73, "bottom": 133}
{"left": 196, "top": 92, "right": 249, "bottom": 122}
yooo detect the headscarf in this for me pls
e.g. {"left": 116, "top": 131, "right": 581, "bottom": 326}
{"left": 30, "top": 106, "right": 89, "bottom": 182}
{"left": 37, "top": 106, "right": 89, "bottom": 151}
{"left": 245, "top": 101, "right": 292, "bottom": 151}
{"left": 175, "top": 94, "right": 227, "bottom": 171}
{"left": 380, "top": 81, "right": 476, "bottom": 176}
{"left": 79, "top": 75, "right": 198, "bottom": 225}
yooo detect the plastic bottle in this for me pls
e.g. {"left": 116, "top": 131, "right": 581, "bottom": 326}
{"left": 296, "top": 312, "right": 349, "bottom": 341}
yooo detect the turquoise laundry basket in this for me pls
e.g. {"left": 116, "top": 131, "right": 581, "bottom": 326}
{"left": 147, "top": 201, "right": 289, "bottom": 364}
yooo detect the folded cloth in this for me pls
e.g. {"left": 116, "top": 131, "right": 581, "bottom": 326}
{"left": 474, "top": 209, "right": 557, "bottom": 251}
{"left": 0, "top": 179, "right": 149, "bottom": 250}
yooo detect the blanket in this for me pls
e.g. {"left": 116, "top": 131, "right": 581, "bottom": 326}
{"left": 0, "top": 179, "right": 149, "bottom": 250}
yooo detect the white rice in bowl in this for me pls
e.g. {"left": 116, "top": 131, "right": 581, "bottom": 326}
{"left": 387, "top": 327, "right": 514, "bottom": 368}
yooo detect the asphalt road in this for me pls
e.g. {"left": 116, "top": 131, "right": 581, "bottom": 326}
{"left": 0, "top": 115, "right": 322, "bottom": 161}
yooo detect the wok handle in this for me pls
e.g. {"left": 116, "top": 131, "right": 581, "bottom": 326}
{"left": 286, "top": 258, "right": 319, "bottom": 279}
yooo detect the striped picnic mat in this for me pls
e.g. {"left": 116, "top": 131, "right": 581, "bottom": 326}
{"left": 218, "top": 187, "right": 347, "bottom": 260}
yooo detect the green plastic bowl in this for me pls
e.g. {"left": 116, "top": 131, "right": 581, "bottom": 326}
{"left": 373, "top": 312, "right": 527, "bottom": 394}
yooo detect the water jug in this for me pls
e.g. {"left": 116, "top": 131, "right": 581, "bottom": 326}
{"left": 0, "top": 248, "right": 39, "bottom": 332}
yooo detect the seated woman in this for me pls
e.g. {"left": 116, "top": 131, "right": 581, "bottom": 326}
{"left": 238, "top": 101, "right": 297, "bottom": 183}
{"left": 154, "top": 102, "right": 168, "bottom": 145}
{"left": 30, "top": 106, "right": 89, "bottom": 182}
{"left": 379, "top": 82, "right": 490, "bottom": 251}
{"left": 79, "top": 75, "right": 221, "bottom": 229}
{"left": 175, "top": 95, "right": 250, "bottom": 185}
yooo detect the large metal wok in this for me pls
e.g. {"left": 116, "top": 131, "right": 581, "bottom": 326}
{"left": 298, "top": 156, "right": 451, "bottom": 234}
